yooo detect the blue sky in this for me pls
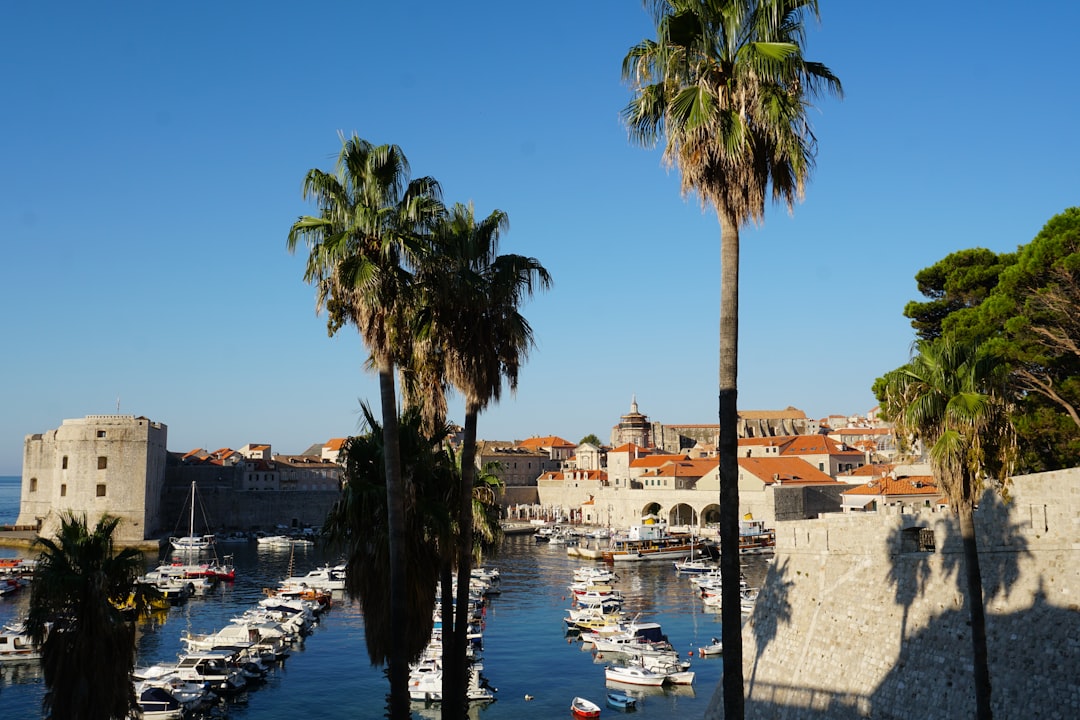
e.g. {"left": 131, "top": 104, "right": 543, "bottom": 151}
{"left": 2, "top": 1, "right": 1077, "bottom": 475}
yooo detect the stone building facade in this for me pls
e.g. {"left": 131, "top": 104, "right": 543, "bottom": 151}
{"left": 703, "top": 468, "right": 1080, "bottom": 720}
{"left": 17, "top": 415, "right": 169, "bottom": 544}
{"left": 17, "top": 414, "right": 343, "bottom": 545}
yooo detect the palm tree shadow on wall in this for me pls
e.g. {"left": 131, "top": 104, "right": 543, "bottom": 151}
{"left": 746, "top": 556, "right": 794, "bottom": 695}
{"left": 738, "top": 490, "right": 1044, "bottom": 719}
{"left": 883, "top": 489, "right": 1030, "bottom": 685}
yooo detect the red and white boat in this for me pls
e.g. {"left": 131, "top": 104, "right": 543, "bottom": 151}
{"left": 571, "top": 696, "right": 602, "bottom": 718}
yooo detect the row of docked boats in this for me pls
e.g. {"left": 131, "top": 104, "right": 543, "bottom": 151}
{"left": 564, "top": 564, "right": 697, "bottom": 714}
{"left": 136, "top": 555, "right": 237, "bottom": 606}
{"left": 407, "top": 566, "right": 501, "bottom": 705}
{"left": 686, "top": 563, "right": 760, "bottom": 616}
{"left": 131, "top": 570, "right": 332, "bottom": 718}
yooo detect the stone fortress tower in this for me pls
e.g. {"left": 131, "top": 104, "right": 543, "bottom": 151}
{"left": 17, "top": 415, "right": 167, "bottom": 545}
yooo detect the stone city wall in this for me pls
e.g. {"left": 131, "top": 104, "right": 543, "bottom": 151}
{"left": 705, "top": 468, "right": 1080, "bottom": 720}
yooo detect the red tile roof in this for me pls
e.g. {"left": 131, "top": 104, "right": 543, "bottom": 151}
{"left": 641, "top": 458, "right": 719, "bottom": 478}
{"left": 630, "top": 453, "right": 688, "bottom": 469}
{"left": 843, "top": 476, "right": 939, "bottom": 497}
{"left": 737, "top": 457, "right": 840, "bottom": 485}
{"left": 609, "top": 443, "right": 651, "bottom": 455}
{"left": 518, "top": 435, "right": 576, "bottom": 449}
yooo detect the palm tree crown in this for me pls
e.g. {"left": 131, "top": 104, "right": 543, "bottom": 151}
{"left": 26, "top": 513, "right": 146, "bottom": 720}
{"left": 882, "top": 339, "right": 1017, "bottom": 508}
{"left": 623, "top": 0, "right": 842, "bottom": 225}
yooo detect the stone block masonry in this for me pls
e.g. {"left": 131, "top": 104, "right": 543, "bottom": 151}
{"left": 704, "top": 468, "right": 1080, "bottom": 720}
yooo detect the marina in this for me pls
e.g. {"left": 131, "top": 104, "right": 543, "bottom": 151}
{"left": 0, "top": 477, "right": 774, "bottom": 718}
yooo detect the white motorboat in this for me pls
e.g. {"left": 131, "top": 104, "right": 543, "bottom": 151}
{"left": 698, "top": 637, "right": 724, "bottom": 656}
{"left": 282, "top": 564, "right": 346, "bottom": 591}
{"left": 134, "top": 675, "right": 213, "bottom": 714}
{"left": 256, "top": 534, "right": 293, "bottom": 548}
{"left": 604, "top": 663, "right": 666, "bottom": 686}
{"left": 408, "top": 660, "right": 495, "bottom": 703}
{"left": 663, "top": 668, "right": 695, "bottom": 685}
{"left": 572, "top": 566, "right": 617, "bottom": 584}
{"left": 134, "top": 684, "right": 184, "bottom": 719}
{"left": 170, "top": 651, "right": 248, "bottom": 695}
{"left": 0, "top": 621, "right": 40, "bottom": 662}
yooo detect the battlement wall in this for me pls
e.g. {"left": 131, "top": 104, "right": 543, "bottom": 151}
{"left": 711, "top": 468, "right": 1080, "bottom": 720}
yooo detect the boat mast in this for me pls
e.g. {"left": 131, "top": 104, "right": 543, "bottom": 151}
{"left": 190, "top": 480, "right": 196, "bottom": 537}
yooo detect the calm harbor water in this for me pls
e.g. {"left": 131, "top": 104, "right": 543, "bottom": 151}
{"left": 0, "top": 476, "right": 737, "bottom": 718}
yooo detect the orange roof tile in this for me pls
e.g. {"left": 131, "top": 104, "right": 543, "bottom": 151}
{"left": 843, "top": 477, "right": 939, "bottom": 497}
{"left": 736, "top": 457, "right": 839, "bottom": 485}
{"left": 630, "top": 454, "right": 688, "bottom": 469}
{"left": 642, "top": 458, "right": 719, "bottom": 478}
{"left": 779, "top": 435, "right": 863, "bottom": 456}
{"left": 518, "top": 435, "right": 576, "bottom": 449}
{"left": 609, "top": 443, "right": 651, "bottom": 455}
{"left": 324, "top": 438, "right": 348, "bottom": 451}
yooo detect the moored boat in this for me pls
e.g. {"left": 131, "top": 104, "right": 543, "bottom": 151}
{"left": 698, "top": 637, "right": 723, "bottom": 656}
{"left": 571, "top": 695, "right": 602, "bottom": 718}
{"left": 168, "top": 481, "right": 216, "bottom": 553}
{"left": 606, "top": 690, "right": 637, "bottom": 710}
{"left": 604, "top": 664, "right": 666, "bottom": 687}
{"left": 603, "top": 523, "right": 715, "bottom": 564}
{"left": 0, "top": 621, "right": 40, "bottom": 662}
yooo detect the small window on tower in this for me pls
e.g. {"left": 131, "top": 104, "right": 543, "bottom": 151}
{"left": 60, "top": 484, "right": 67, "bottom": 497}
{"left": 97, "top": 484, "right": 106, "bottom": 497}
{"left": 98, "top": 456, "right": 107, "bottom": 470}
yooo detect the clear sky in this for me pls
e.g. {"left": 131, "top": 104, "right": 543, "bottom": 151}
{"left": 2, "top": 1, "right": 1077, "bottom": 475}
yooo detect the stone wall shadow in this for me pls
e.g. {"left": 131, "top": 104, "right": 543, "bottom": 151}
{"left": 747, "top": 556, "right": 794, "bottom": 693}
{"left": 736, "top": 489, "right": 1048, "bottom": 720}
{"left": 864, "top": 586, "right": 1070, "bottom": 719}
{"left": 741, "top": 588, "right": 1075, "bottom": 720}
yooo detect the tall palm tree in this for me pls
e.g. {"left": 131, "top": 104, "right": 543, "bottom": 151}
{"left": 622, "top": 2, "right": 840, "bottom": 716}
{"left": 880, "top": 339, "right": 1016, "bottom": 719}
{"left": 25, "top": 512, "right": 147, "bottom": 720}
{"left": 322, "top": 404, "right": 450, "bottom": 669}
{"left": 287, "top": 133, "right": 444, "bottom": 718}
{"left": 417, "top": 202, "right": 551, "bottom": 715}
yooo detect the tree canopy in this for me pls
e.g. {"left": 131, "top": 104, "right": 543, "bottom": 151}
{"left": 878, "top": 207, "right": 1080, "bottom": 471}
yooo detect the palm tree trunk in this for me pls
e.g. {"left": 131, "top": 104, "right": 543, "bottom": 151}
{"left": 447, "top": 403, "right": 480, "bottom": 717}
{"left": 378, "top": 362, "right": 410, "bottom": 720}
{"left": 718, "top": 210, "right": 745, "bottom": 720}
{"left": 958, "top": 500, "right": 993, "bottom": 719}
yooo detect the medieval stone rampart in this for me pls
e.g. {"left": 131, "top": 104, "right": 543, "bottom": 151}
{"left": 704, "top": 468, "right": 1080, "bottom": 719}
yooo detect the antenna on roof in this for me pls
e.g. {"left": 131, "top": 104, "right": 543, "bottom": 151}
{"left": 116, "top": 395, "right": 120, "bottom": 412}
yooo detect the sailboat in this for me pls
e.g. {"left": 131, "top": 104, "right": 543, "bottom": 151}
{"left": 169, "top": 481, "right": 216, "bottom": 552}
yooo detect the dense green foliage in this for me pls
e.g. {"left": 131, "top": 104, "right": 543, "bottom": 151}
{"left": 902, "top": 248, "right": 1016, "bottom": 341}
{"left": 578, "top": 433, "right": 602, "bottom": 446}
{"left": 879, "top": 207, "right": 1080, "bottom": 472}
{"left": 26, "top": 514, "right": 146, "bottom": 720}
